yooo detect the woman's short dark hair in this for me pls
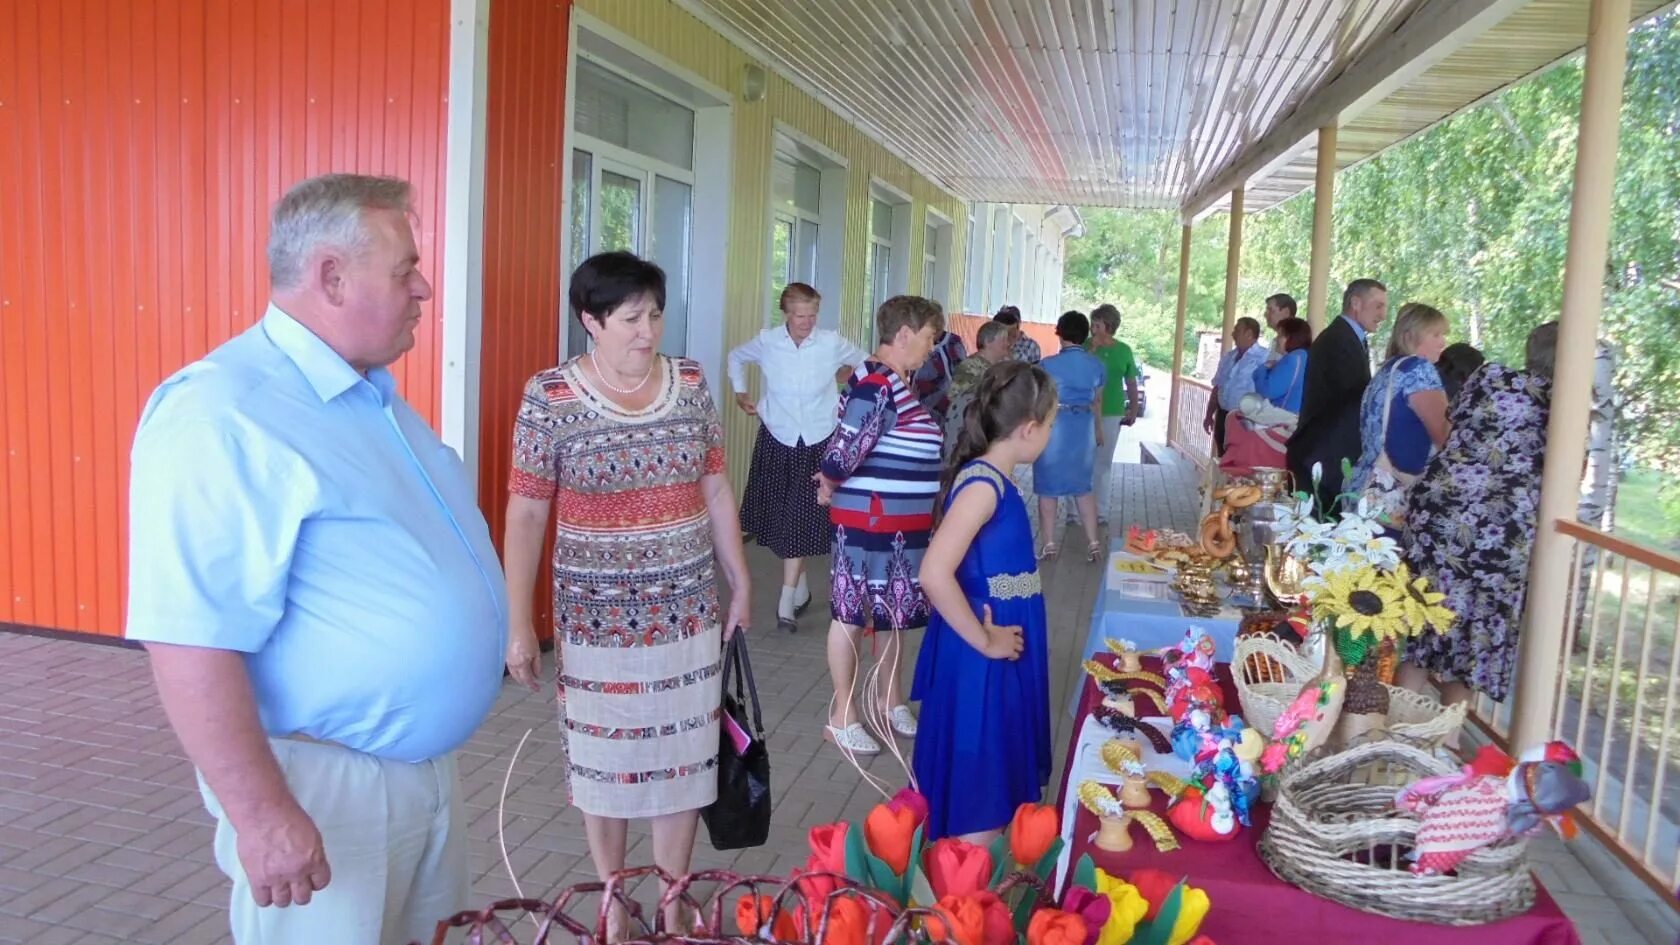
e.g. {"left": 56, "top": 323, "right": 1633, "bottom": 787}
{"left": 1276, "top": 316, "right": 1313, "bottom": 353}
{"left": 1436, "top": 343, "right": 1486, "bottom": 402}
{"left": 876, "top": 295, "right": 945, "bottom": 345}
{"left": 569, "top": 251, "right": 666, "bottom": 326}
{"left": 992, "top": 305, "right": 1022, "bottom": 326}
{"left": 1056, "top": 310, "right": 1091, "bottom": 345}
{"left": 1526, "top": 322, "right": 1560, "bottom": 382}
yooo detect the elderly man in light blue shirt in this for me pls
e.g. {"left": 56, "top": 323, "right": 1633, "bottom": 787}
{"left": 1203, "top": 316, "right": 1271, "bottom": 456}
{"left": 126, "top": 174, "right": 508, "bottom": 945}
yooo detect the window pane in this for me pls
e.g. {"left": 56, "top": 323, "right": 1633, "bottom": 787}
{"left": 771, "top": 154, "right": 796, "bottom": 213}
{"left": 924, "top": 259, "right": 936, "bottom": 295}
{"left": 770, "top": 216, "right": 793, "bottom": 319}
{"left": 794, "top": 162, "right": 821, "bottom": 214}
{"left": 872, "top": 243, "right": 892, "bottom": 312}
{"left": 600, "top": 170, "right": 642, "bottom": 254}
{"left": 570, "top": 150, "right": 593, "bottom": 270}
{"left": 863, "top": 244, "right": 876, "bottom": 318}
{"left": 925, "top": 221, "right": 937, "bottom": 256}
{"left": 795, "top": 218, "right": 819, "bottom": 283}
{"left": 871, "top": 200, "right": 892, "bottom": 240}
{"left": 651, "top": 175, "right": 692, "bottom": 357}
{"left": 575, "top": 59, "right": 694, "bottom": 170}
{"left": 567, "top": 151, "right": 596, "bottom": 356}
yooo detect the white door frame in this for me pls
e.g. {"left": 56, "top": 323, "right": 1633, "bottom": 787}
{"left": 440, "top": 0, "right": 490, "bottom": 488}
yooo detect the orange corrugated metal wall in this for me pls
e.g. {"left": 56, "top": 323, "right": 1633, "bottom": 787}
{"left": 478, "top": 0, "right": 572, "bottom": 643}
{"left": 0, "top": 0, "right": 451, "bottom": 636}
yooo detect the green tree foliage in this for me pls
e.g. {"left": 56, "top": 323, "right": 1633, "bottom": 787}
{"left": 1063, "top": 13, "right": 1680, "bottom": 500}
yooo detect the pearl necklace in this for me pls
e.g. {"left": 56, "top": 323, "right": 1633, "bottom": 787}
{"left": 589, "top": 351, "right": 653, "bottom": 396}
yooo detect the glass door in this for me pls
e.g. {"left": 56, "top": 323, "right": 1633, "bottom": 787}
{"left": 568, "top": 152, "right": 691, "bottom": 358}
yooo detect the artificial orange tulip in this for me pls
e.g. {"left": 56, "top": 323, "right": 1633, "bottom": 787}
{"left": 736, "top": 894, "right": 802, "bottom": 941}
{"left": 970, "top": 891, "right": 1016, "bottom": 945}
{"left": 924, "top": 838, "right": 995, "bottom": 900}
{"left": 810, "top": 823, "right": 851, "bottom": 874}
{"left": 1009, "top": 803, "right": 1060, "bottom": 868}
{"left": 818, "top": 895, "right": 896, "bottom": 945}
{"left": 1027, "top": 909, "right": 1089, "bottom": 945}
{"left": 793, "top": 863, "right": 840, "bottom": 911}
{"left": 926, "top": 894, "right": 986, "bottom": 945}
{"left": 864, "top": 803, "right": 918, "bottom": 875}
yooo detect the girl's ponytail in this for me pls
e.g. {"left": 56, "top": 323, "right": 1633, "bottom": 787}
{"left": 935, "top": 361, "right": 1058, "bottom": 518}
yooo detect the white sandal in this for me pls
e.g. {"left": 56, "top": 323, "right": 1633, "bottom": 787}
{"left": 888, "top": 705, "right": 918, "bottom": 738}
{"left": 826, "top": 722, "right": 882, "bottom": 755}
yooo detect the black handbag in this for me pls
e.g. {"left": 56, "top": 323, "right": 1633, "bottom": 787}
{"left": 701, "top": 632, "right": 771, "bottom": 850}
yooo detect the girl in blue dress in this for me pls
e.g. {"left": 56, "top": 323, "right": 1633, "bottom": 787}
{"left": 912, "top": 361, "right": 1056, "bottom": 842}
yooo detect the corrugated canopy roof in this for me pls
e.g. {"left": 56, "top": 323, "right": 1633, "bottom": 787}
{"left": 678, "top": 0, "right": 1672, "bottom": 215}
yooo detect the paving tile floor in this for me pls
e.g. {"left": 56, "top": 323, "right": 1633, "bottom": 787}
{"left": 1, "top": 456, "right": 1672, "bottom": 944}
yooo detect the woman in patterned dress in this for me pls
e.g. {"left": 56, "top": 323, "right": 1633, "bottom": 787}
{"left": 817, "top": 295, "right": 945, "bottom": 757}
{"left": 1398, "top": 322, "right": 1557, "bottom": 705}
{"left": 502, "top": 252, "right": 751, "bottom": 937}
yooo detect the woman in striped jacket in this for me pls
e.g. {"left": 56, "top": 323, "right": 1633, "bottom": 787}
{"left": 816, "top": 295, "right": 946, "bottom": 757}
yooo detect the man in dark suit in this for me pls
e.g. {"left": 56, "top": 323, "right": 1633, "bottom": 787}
{"left": 1287, "top": 279, "right": 1389, "bottom": 514}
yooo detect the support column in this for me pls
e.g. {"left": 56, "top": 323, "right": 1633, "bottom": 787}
{"left": 1166, "top": 222, "right": 1193, "bottom": 442}
{"left": 1220, "top": 187, "right": 1245, "bottom": 350}
{"left": 1306, "top": 125, "right": 1337, "bottom": 333}
{"left": 1510, "top": 0, "right": 1631, "bottom": 750}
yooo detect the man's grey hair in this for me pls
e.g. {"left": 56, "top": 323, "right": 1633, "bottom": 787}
{"left": 976, "top": 320, "right": 1009, "bottom": 350}
{"left": 267, "top": 174, "right": 413, "bottom": 289}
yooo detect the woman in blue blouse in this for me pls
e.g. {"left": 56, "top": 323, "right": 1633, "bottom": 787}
{"left": 1221, "top": 316, "right": 1311, "bottom": 474}
{"left": 1032, "top": 311, "right": 1107, "bottom": 562}
{"left": 1346, "top": 303, "right": 1452, "bottom": 508}
{"left": 1249, "top": 317, "right": 1312, "bottom": 415}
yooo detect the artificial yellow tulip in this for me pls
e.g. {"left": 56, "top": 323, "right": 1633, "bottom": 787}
{"left": 1092, "top": 869, "right": 1149, "bottom": 945}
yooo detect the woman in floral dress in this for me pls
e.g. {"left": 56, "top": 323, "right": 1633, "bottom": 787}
{"left": 1398, "top": 322, "right": 1557, "bottom": 705}
{"left": 502, "top": 252, "right": 751, "bottom": 938}
{"left": 817, "top": 295, "right": 945, "bottom": 757}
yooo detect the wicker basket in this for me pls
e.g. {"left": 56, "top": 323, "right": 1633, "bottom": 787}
{"left": 1258, "top": 740, "right": 1536, "bottom": 925}
{"left": 1234, "top": 633, "right": 1467, "bottom": 751}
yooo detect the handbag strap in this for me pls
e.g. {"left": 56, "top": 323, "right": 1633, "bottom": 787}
{"left": 722, "top": 633, "right": 765, "bottom": 736}
{"left": 1373, "top": 359, "right": 1403, "bottom": 468}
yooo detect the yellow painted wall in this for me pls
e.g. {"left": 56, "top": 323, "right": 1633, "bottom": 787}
{"left": 575, "top": 0, "right": 970, "bottom": 491}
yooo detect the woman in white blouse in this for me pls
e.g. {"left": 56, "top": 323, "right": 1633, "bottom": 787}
{"left": 729, "top": 283, "right": 868, "bottom": 632}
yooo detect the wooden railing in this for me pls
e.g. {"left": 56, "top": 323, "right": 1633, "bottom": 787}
{"left": 1468, "top": 518, "right": 1680, "bottom": 908}
{"left": 1168, "top": 375, "right": 1214, "bottom": 468}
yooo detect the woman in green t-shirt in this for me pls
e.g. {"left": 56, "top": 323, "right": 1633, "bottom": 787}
{"left": 1085, "top": 304, "right": 1141, "bottom": 523}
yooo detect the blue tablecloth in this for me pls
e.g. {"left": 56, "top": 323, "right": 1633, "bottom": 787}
{"left": 1069, "top": 543, "right": 1245, "bottom": 715}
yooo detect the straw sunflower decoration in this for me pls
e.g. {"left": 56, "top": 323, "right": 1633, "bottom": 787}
{"left": 1309, "top": 565, "right": 1411, "bottom": 666}
{"left": 1392, "top": 562, "right": 1456, "bottom": 634}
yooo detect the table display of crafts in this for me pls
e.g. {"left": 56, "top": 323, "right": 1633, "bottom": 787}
{"left": 1244, "top": 464, "right": 1467, "bottom": 764}
{"left": 1124, "top": 483, "right": 1270, "bottom": 618}
{"left": 1079, "top": 628, "right": 1268, "bottom": 851}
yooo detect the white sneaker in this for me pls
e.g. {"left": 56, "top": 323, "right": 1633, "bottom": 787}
{"left": 888, "top": 705, "right": 918, "bottom": 738}
{"left": 826, "top": 722, "right": 882, "bottom": 755}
